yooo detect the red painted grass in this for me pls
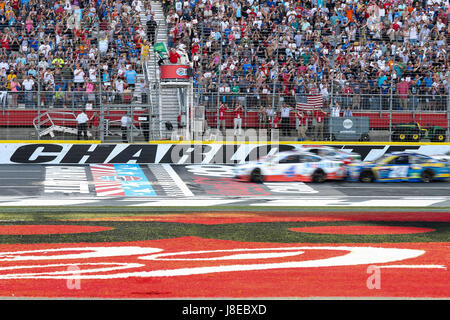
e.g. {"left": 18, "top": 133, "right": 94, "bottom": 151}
{"left": 0, "top": 237, "right": 447, "bottom": 298}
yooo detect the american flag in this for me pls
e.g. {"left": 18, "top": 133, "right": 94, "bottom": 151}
{"left": 296, "top": 94, "right": 323, "bottom": 111}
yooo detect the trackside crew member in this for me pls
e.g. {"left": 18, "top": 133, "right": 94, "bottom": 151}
{"left": 121, "top": 114, "right": 131, "bottom": 142}
{"left": 233, "top": 104, "right": 243, "bottom": 135}
{"left": 296, "top": 109, "right": 307, "bottom": 141}
{"left": 219, "top": 103, "right": 227, "bottom": 133}
{"left": 90, "top": 112, "right": 100, "bottom": 140}
{"left": 76, "top": 109, "right": 89, "bottom": 140}
{"left": 280, "top": 104, "right": 291, "bottom": 136}
{"left": 314, "top": 107, "right": 326, "bottom": 141}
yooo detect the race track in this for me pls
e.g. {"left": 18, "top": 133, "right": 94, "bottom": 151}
{"left": 0, "top": 164, "right": 449, "bottom": 207}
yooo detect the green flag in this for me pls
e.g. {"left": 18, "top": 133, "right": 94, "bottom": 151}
{"left": 153, "top": 42, "right": 168, "bottom": 53}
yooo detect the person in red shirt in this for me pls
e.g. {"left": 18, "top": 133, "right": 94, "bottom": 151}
{"left": 169, "top": 48, "right": 180, "bottom": 64}
{"left": 397, "top": 78, "right": 410, "bottom": 110}
{"left": 233, "top": 104, "right": 243, "bottom": 135}
{"left": 218, "top": 103, "right": 227, "bottom": 134}
{"left": 343, "top": 82, "right": 353, "bottom": 108}
{"left": 0, "top": 34, "right": 10, "bottom": 51}
{"left": 273, "top": 112, "right": 281, "bottom": 129}
{"left": 313, "top": 108, "right": 326, "bottom": 141}
{"left": 296, "top": 109, "right": 307, "bottom": 141}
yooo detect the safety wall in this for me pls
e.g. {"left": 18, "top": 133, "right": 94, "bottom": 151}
{"left": 1, "top": 143, "right": 450, "bottom": 165}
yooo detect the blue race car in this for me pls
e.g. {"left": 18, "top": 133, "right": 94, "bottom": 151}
{"left": 346, "top": 152, "right": 450, "bottom": 183}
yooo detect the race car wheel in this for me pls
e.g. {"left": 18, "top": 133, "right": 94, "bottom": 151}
{"left": 312, "top": 169, "right": 326, "bottom": 183}
{"left": 359, "top": 170, "right": 374, "bottom": 183}
{"left": 420, "top": 170, "right": 434, "bottom": 183}
{"left": 359, "top": 133, "right": 370, "bottom": 141}
{"left": 411, "top": 133, "right": 420, "bottom": 142}
{"left": 250, "top": 169, "right": 264, "bottom": 184}
{"left": 398, "top": 133, "right": 407, "bottom": 141}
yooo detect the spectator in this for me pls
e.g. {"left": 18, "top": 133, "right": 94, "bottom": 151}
{"left": 9, "top": 78, "right": 20, "bottom": 107}
{"left": 121, "top": 114, "right": 132, "bottom": 143}
{"left": 280, "top": 104, "right": 291, "bottom": 136}
{"left": 313, "top": 108, "right": 326, "bottom": 141}
{"left": 344, "top": 106, "right": 352, "bottom": 117}
{"left": 233, "top": 104, "right": 243, "bottom": 135}
{"left": 266, "top": 105, "right": 275, "bottom": 128}
{"left": 114, "top": 76, "right": 125, "bottom": 103}
{"left": 73, "top": 64, "right": 85, "bottom": 88}
{"left": 331, "top": 102, "right": 341, "bottom": 117}
{"left": 218, "top": 103, "right": 227, "bottom": 134}
{"left": 146, "top": 15, "right": 158, "bottom": 46}
{"left": 141, "top": 40, "right": 150, "bottom": 63}
{"left": 258, "top": 105, "right": 266, "bottom": 130}
{"left": 90, "top": 111, "right": 100, "bottom": 140}
{"left": 296, "top": 109, "right": 307, "bottom": 141}
{"left": 397, "top": 78, "right": 410, "bottom": 110}
{"left": 169, "top": 47, "right": 180, "bottom": 64}
{"left": 76, "top": 108, "right": 89, "bottom": 140}
{"left": 124, "top": 65, "right": 137, "bottom": 89}
{"left": 22, "top": 75, "right": 35, "bottom": 109}
{"left": 0, "top": 78, "right": 6, "bottom": 108}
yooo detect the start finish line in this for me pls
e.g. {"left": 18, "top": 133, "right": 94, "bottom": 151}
{"left": 0, "top": 197, "right": 447, "bottom": 207}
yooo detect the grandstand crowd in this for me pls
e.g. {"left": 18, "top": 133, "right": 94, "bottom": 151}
{"left": 162, "top": 0, "right": 450, "bottom": 112}
{"left": 0, "top": 0, "right": 150, "bottom": 108}
{"left": 0, "top": 0, "right": 448, "bottom": 115}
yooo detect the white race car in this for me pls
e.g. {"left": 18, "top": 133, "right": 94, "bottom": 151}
{"left": 431, "top": 150, "right": 450, "bottom": 163}
{"left": 233, "top": 150, "right": 346, "bottom": 183}
{"left": 295, "top": 145, "right": 361, "bottom": 164}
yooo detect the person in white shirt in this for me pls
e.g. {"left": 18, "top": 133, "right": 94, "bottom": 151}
{"left": 280, "top": 104, "right": 291, "bottom": 136}
{"left": 331, "top": 102, "right": 341, "bottom": 117}
{"left": 88, "top": 66, "right": 97, "bottom": 83}
{"left": 121, "top": 115, "right": 131, "bottom": 142}
{"left": 22, "top": 75, "right": 35, "bottom": 108}
{"left": 76, "top": 109, "right": 89, "bottom": 140}
{"left": 0, "top": 60, "right": 9, "bottom": 71}
{"left": 114, "top": 78, "right": 125, "bottom": 103}
{"left": 38, "top": 43, "right": 51, "bottom": 57}
{"left": 73, "top": 64, "right": 85, "bottom": 87}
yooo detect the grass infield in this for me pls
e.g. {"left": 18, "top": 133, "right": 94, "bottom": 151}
{"left": 0, "top": 207, "right": 446, "bottom": 245}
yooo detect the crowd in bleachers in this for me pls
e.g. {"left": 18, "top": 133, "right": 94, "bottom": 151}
{"left": 0, "top": 0, "right": 151, "bottom": 108}
{"left": 162, "top": 0, "right": 450, "bottom": 112}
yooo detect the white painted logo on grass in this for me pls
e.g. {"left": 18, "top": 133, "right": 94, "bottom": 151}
{"left": 0, "top": 246, "right": 432, "bottom": 279}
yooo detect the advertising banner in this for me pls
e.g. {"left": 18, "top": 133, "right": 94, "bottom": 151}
{"left": 1, "top": 143, "right": 449, "bottom": 164}
{"left": 160, "top": 65, "right": 190, "bottom": 80}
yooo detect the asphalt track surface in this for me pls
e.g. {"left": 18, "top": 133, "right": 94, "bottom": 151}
{"left": 0, "top": 164, "right": 449, "bottom": 207}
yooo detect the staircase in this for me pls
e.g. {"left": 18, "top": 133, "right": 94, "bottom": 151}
{"left": 142, "top": 1, "right": 181, "bottom": 139}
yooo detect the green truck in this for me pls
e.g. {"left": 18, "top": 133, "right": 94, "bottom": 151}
{"left": 391, "top": 122, "right": 446, "bottom": 142}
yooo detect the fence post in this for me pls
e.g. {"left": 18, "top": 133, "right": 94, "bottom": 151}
{"left": 447, "top": 93, "right": 450, "bottom": 142}
{"left": 271, "top": 26, "right": 280, "bottom": 113}
{"left": 389, "top": 78, "right": 393, "bottom": 142}
{"left": 36, "top": 28, "right": 41, "bottom": 140}
{"left": 329, "top": 79, "right": 334, "bottom": 141}
{"left": 100, "top": 104, "right": 105, "bottom": 141}
{"left": 216, "top": 32, "right": 223, "bottom": 132}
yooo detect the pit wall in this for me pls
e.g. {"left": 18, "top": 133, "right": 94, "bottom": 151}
{"left": 1, "top": 141, "right": 449, "bottom": 164}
